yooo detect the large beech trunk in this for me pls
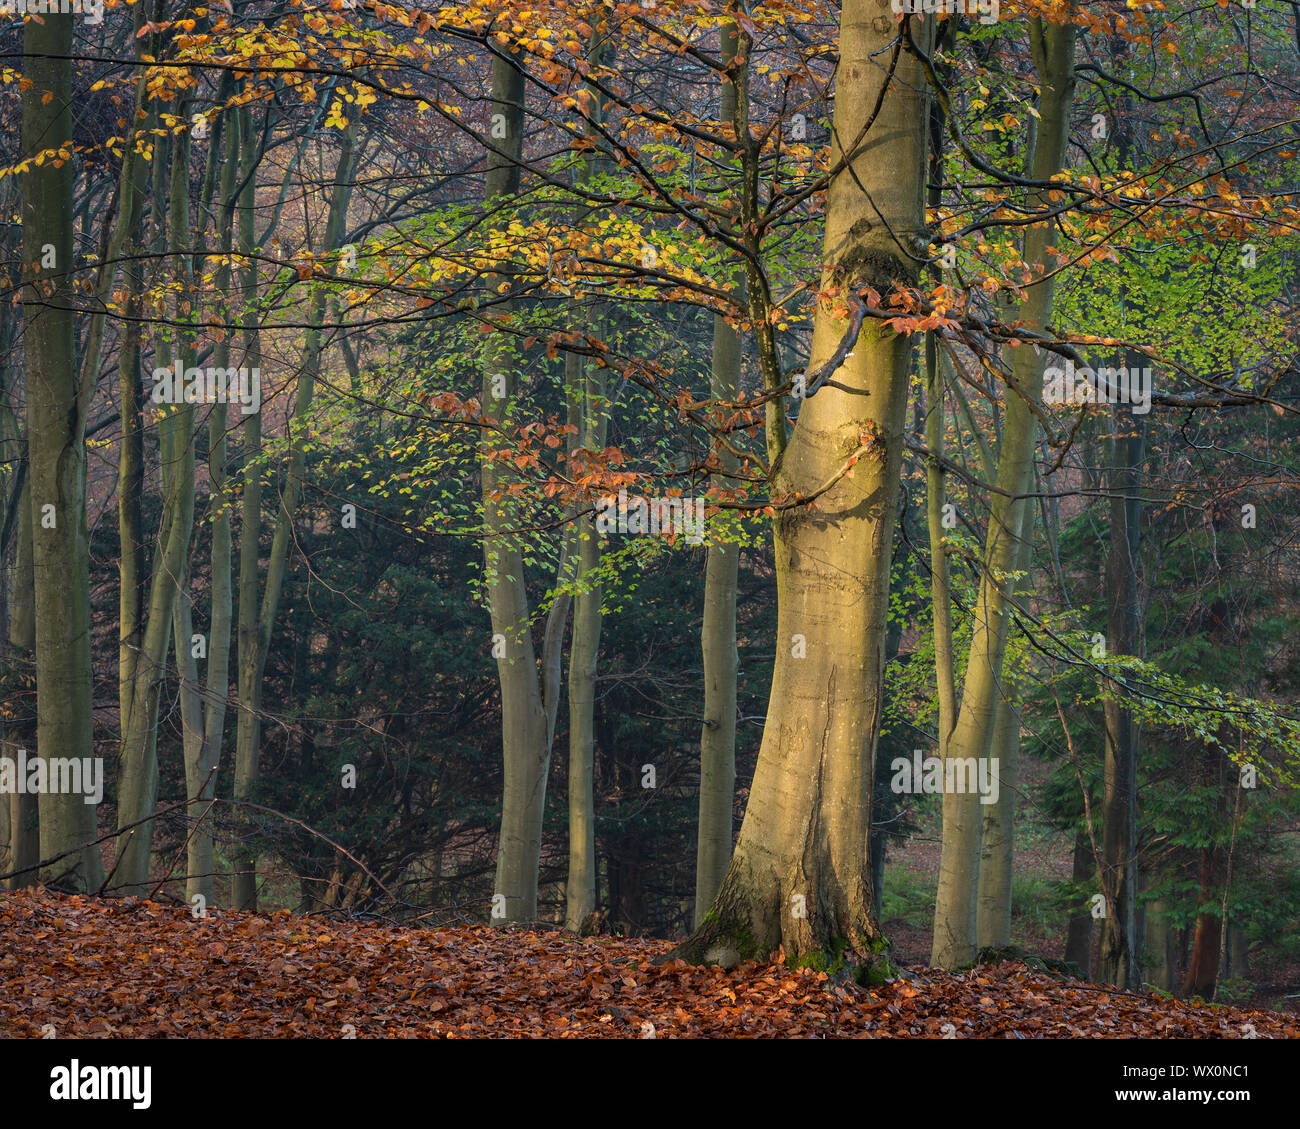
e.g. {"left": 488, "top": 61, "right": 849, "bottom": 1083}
{"left": 671, "top": 5, "right": 930, "bottom": 970}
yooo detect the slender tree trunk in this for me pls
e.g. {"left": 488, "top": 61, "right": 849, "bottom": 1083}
{"left": 0, "top": 255, "right": 25, "bottom": 885}
{"left": 694, "top": 338, "right": 740, "bottom": 924}
{"left": 540, "top": 533, "right": 572, "bottom": 753}
{"left": 923, "top": 20, "right": 958, "bottom": 775}
{"left": 975, "top": 614, "right": 1026, "bottom": 949}
{"left": 975, "top": 493, "right": 1034, "bottom": 948}
{"left": 931, "top": 20, "right": 1075, "bottom": 968}
{"left": 232, "top": 106, "right": 264, "bottom": 910}
{"left": 564, "top": 509, "right": 600, "bottom": 930}
{"left": 172, "top": 109, "right": 240, "bottom": 907}
{"left": 563, "top": 25, "right": 611, "bottom": 932}
{"left": 115, "top": 124, "right": 198, "bottom": 893}
{"left": 694, "top": 19, "right": 742, "bottom": 928}
{"left": 563, "top": 352, "right": 605, "bottom": 930}
{"left": 116, "top": 0, "right": 149, "bottom": 779}
{"left": 974, "top": 695, "right": 1022, "bottom": 951}
{"left": 1097, "top": 402, "right": 1144, "bottom": 986}
{"left": 21, "top": 10, "right": 104, "bottom": 890}
{"left": 930, "top": 373, "right": 1035, "bottom": 966}
{"left": 4, "top": 480, "right": 37, "bottom": 889}
{"left": 478, "top": 53, "right": 552, "bottom": 925}
{"left": 671, "top": 5, "right": 931, "bottom": 969}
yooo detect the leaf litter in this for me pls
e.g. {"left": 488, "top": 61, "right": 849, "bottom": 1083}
{"left": 1, "top": 889, "right": 1294, "bottom": 1039}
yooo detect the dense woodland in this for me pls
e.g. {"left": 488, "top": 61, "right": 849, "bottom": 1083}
{"left": 0, "top": 0, "right": 1298, "bottom": 1030}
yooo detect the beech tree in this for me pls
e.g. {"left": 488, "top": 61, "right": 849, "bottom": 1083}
{"left": 676, "top": 3, "right": 933, "bottom": 969}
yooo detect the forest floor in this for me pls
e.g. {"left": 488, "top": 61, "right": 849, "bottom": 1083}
{"left": 1, "top": 888, "right": 1296, "bottom": 1038}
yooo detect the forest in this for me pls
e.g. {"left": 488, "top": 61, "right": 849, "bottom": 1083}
{"left": 0, "top": 0, "right": 1299, "bottom": 1053}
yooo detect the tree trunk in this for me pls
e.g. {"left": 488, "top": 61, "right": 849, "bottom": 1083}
{"left": 115, "top": 123, "right": 198, "bottom": 894}
{"left": 564, "top": 513, "right": 600, "bottom": 930}
{"left": 0, "top": 180, "right": 13, "bottom": 881}
{"left": 931, "top": 19, "right": 1075, "bottom": 968}
{"left": 4, "top": 480, "right": 37, "bottom": 889}
{"left": 975, "top": 557, "right": 1028, "bottom": 951}
{"left": 21, "top": 10, "right": 104, "bottom": 890}
{"left": 116, "top": 0, "right": 149, "bottom": 799}
{"left": 172, "top": 110, "right": 240, "bottom": 907}
{"left": 670, "top": 5, "right": 931, "bottom": 970}
{"left": 480, "top": 54, "right": 550, "bottom": 924}
{"left": 232, "top": 107, "right": 264, "bottom": 910}
{"left": 540, "top": 533, "right": 572, "bottom": 754}
{"left": 1181, "top": 846, "right": 1223, "bottom": 998}
{"left": 1097, "top": 402, "right": 1144, "bottom": 986}
{"left": 694, "top": 19, "right": 742, "bottom": 928}
{"left": 563, "top": 28, "right": 610, "bottom": 933}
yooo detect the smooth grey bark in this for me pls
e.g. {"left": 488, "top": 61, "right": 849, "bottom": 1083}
{"left": 563, "top": 344, "right": 606, "bottom": 930}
